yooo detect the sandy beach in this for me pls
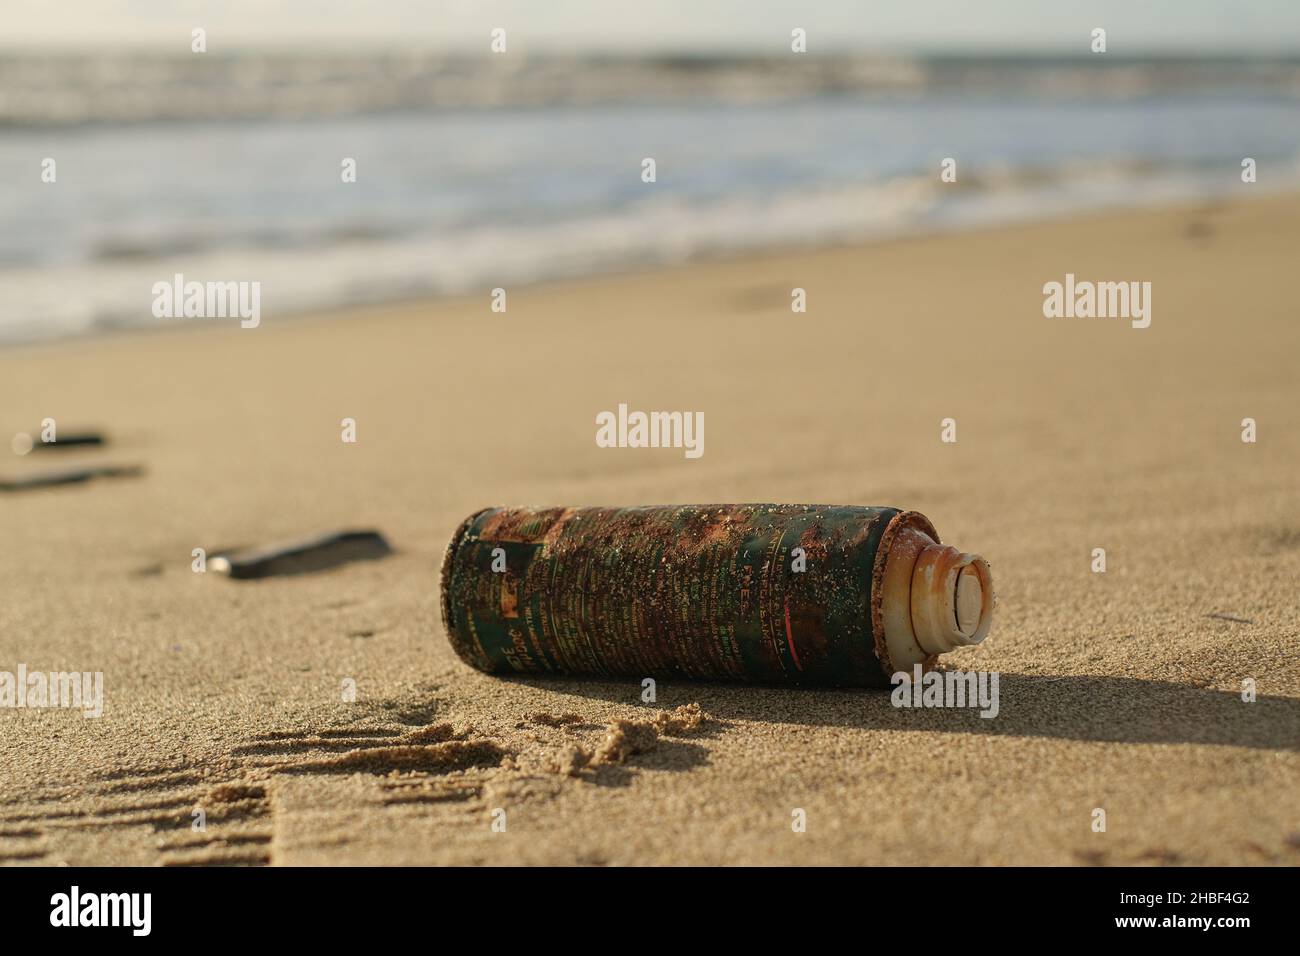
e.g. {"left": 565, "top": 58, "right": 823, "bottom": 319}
{"left": 1, "top": 194, "right": 1297, "bottom": 866}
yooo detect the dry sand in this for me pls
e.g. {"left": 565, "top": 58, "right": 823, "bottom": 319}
{"left": 1, "top": 195, "right": 1297, "bottom": 866}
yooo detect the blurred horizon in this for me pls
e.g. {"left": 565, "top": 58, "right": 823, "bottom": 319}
{"left": 4, "top": 50, "right": 1299, "bottom": 129}
{"left": 5, "top": 0, "right": 1300, "bottom": 54}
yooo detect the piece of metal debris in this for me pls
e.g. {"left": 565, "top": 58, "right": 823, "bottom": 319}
{"left": 28, "top": 432, "right": 107, "bottom": 451}
{"left": 0, "top": 463, "right": 143, "bottom": 492}
{"left": 209, "top": 530, "right": 393, "bottom": 579}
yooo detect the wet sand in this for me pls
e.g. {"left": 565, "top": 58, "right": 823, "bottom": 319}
{"left": 1, "top": 194, "right": 1297, "bottom": 865}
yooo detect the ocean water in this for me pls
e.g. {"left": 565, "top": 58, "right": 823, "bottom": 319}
{"left": 1, "top": 54, "right": 1297, "bottom": 344}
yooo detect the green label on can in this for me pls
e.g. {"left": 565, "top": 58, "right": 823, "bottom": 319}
{"left": 440, "top": 504, "right": 901, "bottom": 687}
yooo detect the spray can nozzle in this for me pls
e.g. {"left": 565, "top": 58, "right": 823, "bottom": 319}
{"left": 909, "top": 544, "right": 994, "bottom": 655}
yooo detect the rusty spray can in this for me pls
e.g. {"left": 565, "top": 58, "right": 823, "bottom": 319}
{"left": 439, "top": 505, "right": 993, "bottom": 688}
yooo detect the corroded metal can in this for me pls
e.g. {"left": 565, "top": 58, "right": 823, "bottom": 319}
{"left": 439, "top": 505, "right": 993, "bottom": 688}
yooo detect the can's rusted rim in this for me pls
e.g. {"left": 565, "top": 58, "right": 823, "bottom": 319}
{"left": 872, "top": 510, "right": 940, "bottom": 676}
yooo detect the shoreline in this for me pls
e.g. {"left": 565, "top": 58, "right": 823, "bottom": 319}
{"left": 3, "top": 187, "right": 1295, "bottom": 355}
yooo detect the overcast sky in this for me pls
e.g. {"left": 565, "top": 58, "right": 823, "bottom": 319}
{"left": 6, "top": 0, "right": 1299, "bottom": 53}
